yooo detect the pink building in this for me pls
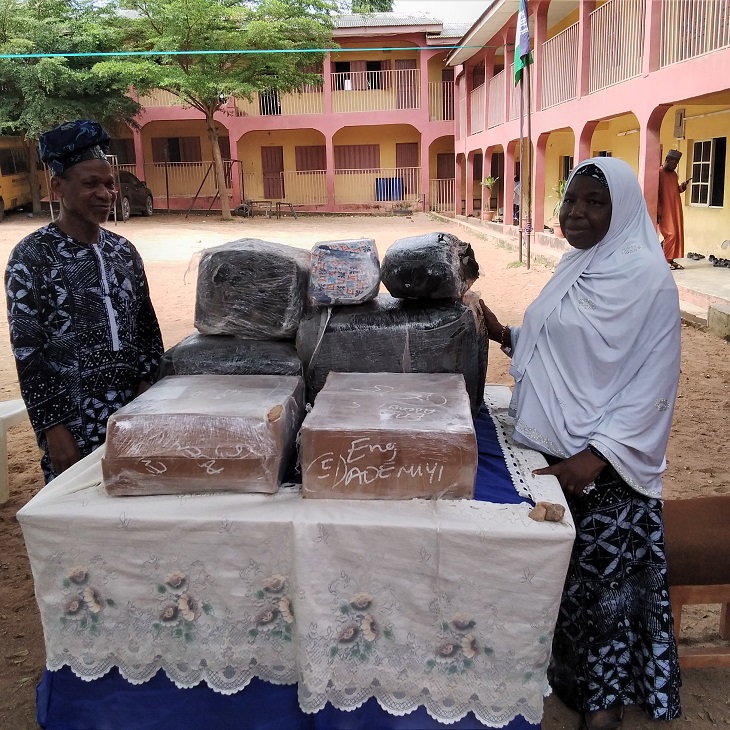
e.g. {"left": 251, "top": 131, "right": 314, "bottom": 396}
{"left": 113, "top": 13, "right": 469, "bottom": 216}
{"left": 449, "top": 0, "right": 730, "bottom": 257}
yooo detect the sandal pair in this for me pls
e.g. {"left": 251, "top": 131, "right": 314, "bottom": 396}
{"left": 668, "top": 261, "right": 684, "bottom": 270}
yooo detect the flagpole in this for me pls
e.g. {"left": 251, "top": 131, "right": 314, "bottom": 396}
{"left": 525, "top": 60, "right": 532, "bottom": 271}
{"left": 518, "top": 74, "right": 524, "bottom": 264}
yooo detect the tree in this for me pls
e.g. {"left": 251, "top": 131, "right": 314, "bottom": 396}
{"left": 350, "top": 0, "right": 393, "bottom": 12}
{"left": 108, "top": 0, "right": 335, "bottom": 219}
{"left": 0, "top": 0, "right": 155, "bottom": 214}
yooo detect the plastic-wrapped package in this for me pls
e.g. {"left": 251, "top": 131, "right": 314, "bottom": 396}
{"left": 380, "top": 232, "right": 479, "bottom": 300}
{"left": 195, "top": 238, "right": 310, "bottom": 339}
{"left": 159, "top": 333, "right": 302, "bottom": 378}
{"left": 300, "top": 372, "right": 477, "bottom": 500}
{"left": 309, "top": 238, "right": 380, "bottom": 305}
{"left": 102, "top": 375, "right": 305, "bottom": 496}
{"left": 296, "top": 294, "right": 487, "bottom": 414}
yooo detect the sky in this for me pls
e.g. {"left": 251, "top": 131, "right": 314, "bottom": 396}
{"left": 391, "top": 0, "right": 486, "bottom": 25}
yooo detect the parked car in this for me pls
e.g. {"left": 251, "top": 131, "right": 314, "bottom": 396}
{"left": 113, "top": 171, "right": 154, "bottom": 221}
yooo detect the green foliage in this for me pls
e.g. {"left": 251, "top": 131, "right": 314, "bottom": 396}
{"left": 552, "top": 178, "right": 567, "bottom": 218}
{"left": 0, "top": 0, "right": 147, "bottom": 138}
{"left": 350, "top": 0, "right": 393, "bottom": 11}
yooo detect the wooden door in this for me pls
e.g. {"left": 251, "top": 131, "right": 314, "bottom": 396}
{"left": 442, "top": 68, "right": 454, "bottom": 120}
{"left": 395, "top": 59, "right": 417, "bottom": 109}
{"left": 396, "top": 142, "right": 419, "bottom": 195}
{"left": 261, "top": 146, "right": 284, "bottom": 199}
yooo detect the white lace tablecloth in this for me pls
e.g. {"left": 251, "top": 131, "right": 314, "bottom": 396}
{"left": 18, "top": 386, "right": 575, "bottom": 726}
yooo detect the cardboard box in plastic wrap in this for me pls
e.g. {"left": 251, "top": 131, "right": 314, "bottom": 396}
{"left": 195, "top": 239, "right": 310, "bottom": 339}
{"left": 102, "top": 375, "right": 305, "bottom": 496}
{"left": 159, "top": 333, "right": 302, "bottom": 378}
{"left": 300, "top": 373, "right": 477, "bottom": 500}
{"left": 296, "top": 293, "right": 487, "bottom": 414}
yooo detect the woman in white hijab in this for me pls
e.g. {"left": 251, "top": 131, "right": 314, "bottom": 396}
{"left": 480, "top": 158, "right": 682, "bottom": 730}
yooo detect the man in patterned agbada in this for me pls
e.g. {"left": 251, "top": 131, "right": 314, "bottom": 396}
{"left": 5, "top": 119, "right": 163, "bottom": 482}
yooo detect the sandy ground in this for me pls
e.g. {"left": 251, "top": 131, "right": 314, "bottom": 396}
{"left": 0, "top": 211, "right": 728, "bottom": 729}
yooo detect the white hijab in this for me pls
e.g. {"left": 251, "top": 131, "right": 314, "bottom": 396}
{"left": 509, "top": 157, "right": 681, "bottom": 498}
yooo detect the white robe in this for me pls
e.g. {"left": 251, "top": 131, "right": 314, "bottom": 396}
{"left": 508, "top": 157, "right": 681, "bottom": 498}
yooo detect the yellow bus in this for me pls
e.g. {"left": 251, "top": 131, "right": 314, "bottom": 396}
{"left": 0, "top": 136, "right": 32, "bottom": 221}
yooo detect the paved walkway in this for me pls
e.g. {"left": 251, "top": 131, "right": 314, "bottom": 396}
{"left": 436, "top": 215, "right": 730, "bottom": 328}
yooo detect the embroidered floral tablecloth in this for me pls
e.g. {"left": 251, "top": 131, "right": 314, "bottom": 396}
{"left": 18, "top": 386, "right": 575, "bottom": 726}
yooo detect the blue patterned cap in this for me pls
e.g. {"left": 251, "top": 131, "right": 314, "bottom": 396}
{"left": 38, "top": 120, "right": 110, "bottom": 175}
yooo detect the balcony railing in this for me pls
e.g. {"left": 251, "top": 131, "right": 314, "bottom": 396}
{"left": 331, "top": 69, "right": 420, "bottom": 113}
{"left": 470, "top": 83, "right": 486, "bottom": 134}
{"left": 589, "top": 0, "right": 645, "bottom": 93}
{"left": 487, "top": 71, "right": 506, "bottom": 128}
{"left": 234, "top": 82, "right": 324, "bottom": 117}
{"left": 334, "top": 167, "right": 420, "bottom": 205}
{"left": 459, "top": 96, "right": 467, "bottom": 139}
{"left": 281, "top": 171, "right": 328, "bottom": 205}
{"left": 509, "top": 64, "right": 537, "bottom": 120}
{"left": 137, "top": 89, "right": 182, "bottom": 107}
{"left": 542, "top": 22, "right": 579, "bottom": 109}
{"left": 429, "top": 81, "right": 455, "bottom": 121}
{"left": 142, "top": 161, "right": 224, "bottom": 199}
{"left": 429, "top": 178, "right": 455, "bottom": 213}
{"left": 661, "top": 0, "right": 730, "bottom": 67}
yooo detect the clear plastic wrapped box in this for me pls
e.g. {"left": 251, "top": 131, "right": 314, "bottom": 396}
{"left": 102, "top": 375, "right": 305, "bottom": 496}
{"left": 309, "top": 238, "right": 380, "bottom": 305}
{"left": 300, "top": 372, "right": 477, "bottom": 500}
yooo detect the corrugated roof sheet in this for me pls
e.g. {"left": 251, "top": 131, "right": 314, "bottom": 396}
{"left": 432, "top": 23, "right": 472, "bottom": 38}
{"left": 334, "top": 12, "right": 442, "bottom": 29}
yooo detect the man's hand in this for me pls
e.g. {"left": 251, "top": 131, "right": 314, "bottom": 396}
{"left": 532, "top": 449, "right": 607, "bottom": 498}
{"left": 45, "top": 424, "right": 81, "bottom": 476}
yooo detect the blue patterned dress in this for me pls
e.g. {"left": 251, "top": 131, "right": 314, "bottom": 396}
{"left": 5, "top": 223, "right": 163, "bottom": 482}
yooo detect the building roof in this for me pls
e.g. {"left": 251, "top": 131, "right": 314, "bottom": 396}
{"left": 431, "top": 22, "right": 473, "bottom": 39}
{"left": 334, "top": 12, "right": 443, "bottom": 29}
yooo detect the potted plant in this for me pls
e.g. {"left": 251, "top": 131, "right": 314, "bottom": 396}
{"left": 480, "top": 176, "right": 499, "bottom": 221}
{"left": 552, "top": 178, "right": 567, "bottom": 237}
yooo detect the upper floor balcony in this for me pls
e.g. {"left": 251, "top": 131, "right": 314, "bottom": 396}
{"left": 460, "top": 0, "right": 730, "bottom": 138}
{"left": 138, "top": 71, "right": 455, "bottom": 123}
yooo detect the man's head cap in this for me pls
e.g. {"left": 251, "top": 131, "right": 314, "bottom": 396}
{"left": 39, "top": 120, "right": 110, "bottom": 175}
{"left": 666, "top": 149, "right": 682, "bottom": 161}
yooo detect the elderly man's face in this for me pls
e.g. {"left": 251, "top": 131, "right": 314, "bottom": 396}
{"left": 52, "top": 159, "right": 116, "bottom": 227}
{"left": 664, "top": 156, "right": 679, "bottom": 172}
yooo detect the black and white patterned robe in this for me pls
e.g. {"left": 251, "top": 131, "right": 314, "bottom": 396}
{"left": 5, "top": 223, "right": 163, "bottom": 482}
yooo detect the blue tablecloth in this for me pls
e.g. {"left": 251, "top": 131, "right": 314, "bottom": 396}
{"left": 35, "top": 405, "right": 539, "bottom": 730}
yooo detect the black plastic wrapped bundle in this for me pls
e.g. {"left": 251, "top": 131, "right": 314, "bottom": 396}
{"left": 380, "top": 232, "right": 480, "bottom": 300}
{"left": 296, "top": 293, "right": 487, "bottom": 414}
{"left": 195, "top": 239, "right": 310, "bottom": 339}
{"left": 159, "top": 333, "right": 303, "bottom": 378}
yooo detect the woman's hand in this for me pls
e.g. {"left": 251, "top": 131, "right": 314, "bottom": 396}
{"left": 478, "top": 299, "right": 505, "bottom": 342}
{"left": 533, "top": 449, "right": 607, "bottom": 498}
{"left": 45, "top": 424, "right": 81, "bottom": 476}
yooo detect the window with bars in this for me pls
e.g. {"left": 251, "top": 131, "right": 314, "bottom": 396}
{"left": 691, "top": 138, "right": 726, "bottom": 207}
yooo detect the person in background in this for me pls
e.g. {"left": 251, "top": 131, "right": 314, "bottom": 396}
{"left": 480, "top": 157, "right": 682, "bottom": 730}
{"left": 513, "top": 175, "right": 521, "bottom": 224}
{"left": 5, "top": 120, "right": 163, "bottom": 483}
{"left": 657, "top": 149, "right": 692, "bottom": 270}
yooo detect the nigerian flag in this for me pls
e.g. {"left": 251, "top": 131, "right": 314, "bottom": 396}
{"left": 514, "top": 0, "right": 533, "bottom": 85}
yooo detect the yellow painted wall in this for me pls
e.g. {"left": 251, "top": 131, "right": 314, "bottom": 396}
{"left": 542, "top": 129, "right": 574, "bottom": 222}
{"left": 589, "top": 115, "right": 640, "bottom": 171}
{"left": 546, "top": 8, "right": 579, "bottom": 40}
{"left": 428, "top": 53, "right": 449, "bottom": 84}
{"left": 333, "top": 125, "right": 419, "bottom": 168}
{"left": 429, "top": 137, "right": 454, "bottom": 175}
{"left": 660, "top": 103, "right": 730, "bottom": 256}
{"left": 141, "top": 120, "right": 227, "bottom": 162}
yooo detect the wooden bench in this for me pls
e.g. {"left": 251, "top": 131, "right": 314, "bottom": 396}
{"left": 664, "top": 496, "right": 730, "bottom": 668}
{"left": 0, "top": 399, "right": 28, "bottom": 504}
